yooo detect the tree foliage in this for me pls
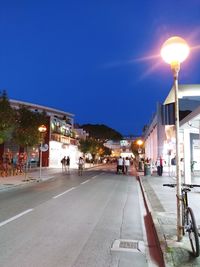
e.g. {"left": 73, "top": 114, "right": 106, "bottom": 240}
{"left": 131, "top": 140, "right": 144, "bottom": 157}
{"left": 0, "top": 90, "right": 15, "bottom": 144}
{"left": 13, "top": 106, "right": 48, "bottom": 148}
{"left": 79, "top": 139, "right": 111, "bottom": 157}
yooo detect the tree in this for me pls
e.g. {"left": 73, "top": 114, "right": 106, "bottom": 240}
{"left": 131, "top": 140, "right": 144, "bottom": 158}
{"left": 81, "top": 124, "right": 122, "bottom": 140}
{"left": 79, "top": 138, "right": 111, "bottom": 159}
{"left": 0, "top": 90, "right": 15, "bottom": 144}
{"left": 79, "top": 139, "right": 93, "bottom": 155}
{"left": 13, "top": 106, "right": 48, "bottom": 148}
{"left": 12, "top": 106, "right": 48, "bottom": 178}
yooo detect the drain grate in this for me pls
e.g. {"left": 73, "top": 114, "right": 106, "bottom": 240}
{"left": 119, "top": 241, "right": 138, "bottom": 249}
{"left": 111, "top": 239, "right": 145, "bottom": 253}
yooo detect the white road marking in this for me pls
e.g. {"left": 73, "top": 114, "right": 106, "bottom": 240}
{"left": 53, "top": 187, "right": 75, "bottom": 199}
{"left": 81, "top": 179, "right": 90, "bottom": 184}
{"left": 91, "top": 172, "right": 104, "bottom": 179}
{"left": 0, "top": 209, "right": 33, "bottom": 228}
{"left": 91, "top": 175, "right": 99, "bottom": 179}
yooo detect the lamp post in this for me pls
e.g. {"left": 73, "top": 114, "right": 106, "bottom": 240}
{"left": 137, "top": 139, "right": 143, "bottom": 171}
{"left": 38, "top": 125, "right": 47, "bottom": 181}
{"left": 161, "top": 36, "right": 190, "bottom": 241}
{"left": 137, "top": 139, "right": 143, "bottom": 154}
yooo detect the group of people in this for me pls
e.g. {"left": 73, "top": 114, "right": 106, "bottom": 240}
{"left": 151, "top": 155, "right": 181, "bottom": 177}
{"left": 61, "top": 156, "right": 85, "bottom": 176}
{"left": 116, "top": 156, "right": 130, "bottom": 175}
{"left": 61, "top": 156, "right": 70, "bottom": 173}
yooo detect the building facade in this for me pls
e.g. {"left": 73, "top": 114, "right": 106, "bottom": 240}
{"left": 1, "top": 99, "right": 82, "bottom": 169}
{"left": 143, "top": 84, "right": 200, "bottom": 180}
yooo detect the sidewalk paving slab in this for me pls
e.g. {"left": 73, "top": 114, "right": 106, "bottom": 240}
{"left": 139, "top": 173, "right": 200, "bottom": 267}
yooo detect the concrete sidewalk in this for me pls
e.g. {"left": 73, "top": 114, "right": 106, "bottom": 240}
{"left": 0, "top": 163, "right": 99, "bottom": 191}
{"left": 0, "top": 167, "right": 65, "bottom": 191}
{"left": 139, "top": 172, "right": 200, "bottom": 267}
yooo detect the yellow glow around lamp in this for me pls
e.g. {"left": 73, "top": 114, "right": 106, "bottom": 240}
{"left": 38, "top": 125, "right": 47, "bottom": 133}
{"left": 137, "top": 140, "right": 143, "bottom": 146}
{"left": 160, "top": 35, "right": 190, "bottom": 242}
{"left": 161, "top": 36, "right": 190, "bottom": 65}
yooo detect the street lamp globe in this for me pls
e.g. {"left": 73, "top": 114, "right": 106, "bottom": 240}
{"left": 38, "top": 124, "right": 47, "bottom": 181}
{"left": 137, "top": 140, "right": 143, "bottom": 146}
{"left": 38, "top": 125, "right": 47, "bottom": 133}
{"left": 160, "top": 36, "right": 190, "bottom": 242}
{"left": 161, "top": 36, "right": 190, "bottom": 65}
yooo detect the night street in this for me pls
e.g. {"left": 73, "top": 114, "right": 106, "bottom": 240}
{"left": 0, "top": 165, "right": 162, "bottom": 267}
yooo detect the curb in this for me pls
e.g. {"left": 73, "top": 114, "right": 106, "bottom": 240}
{"left": 137, "top": 175, "right": 170, "bottom": 267}
{"left": 138, "top": 175, "right": 200, "bottom": 267}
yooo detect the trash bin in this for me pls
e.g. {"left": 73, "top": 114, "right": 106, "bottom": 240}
{"left": 138, "top": 161, "right": 143, "bottom": 171}
{"left": 144, "top": 164, "right": 151, "bottom": 176}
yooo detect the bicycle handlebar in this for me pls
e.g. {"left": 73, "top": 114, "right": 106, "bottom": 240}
{"left": 163, "top": 183, "right": 200, "bottom": 188}
{"left": 163, "top": 183, "right": 176, "bottom": 187}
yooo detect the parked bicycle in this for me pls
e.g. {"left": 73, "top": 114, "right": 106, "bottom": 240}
{"left": 163, "top": 183, "right": 200, "bottom": 257}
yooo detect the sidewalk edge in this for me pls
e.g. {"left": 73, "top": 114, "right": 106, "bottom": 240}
{"left": 137, "top": 175, "right": 174, "bottom": 267}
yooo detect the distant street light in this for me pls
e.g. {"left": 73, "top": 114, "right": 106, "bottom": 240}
{"left": 137, "top": 139, "right": 143, "bottom": 153}
{"left": 161, "top": 36, "right": 190, "bottom": 241}
{"left": 136, "top": 139, "right": 143, "bottom": 171}
{"left": 38, "top": 125, "right": 47, "bottom": 181}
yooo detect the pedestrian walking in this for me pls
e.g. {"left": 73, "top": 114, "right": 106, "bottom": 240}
{"left": 171, "top": 156, "right": 176, "bottom": 177}
{"left": 78, "top": 157, "right": 84, "bottom": 176}
{"left": 156, "top": 156, "right": 163, "bottom": 176}
{"left": 116, "top": 156, "right": 123, "bottom": 174}
{"left": 66, "top": 156, "right": 70, "bottom": 173}
{"left": 61, "top": 156, "right": 66, "bottom": 172}
{"left": 124, "top": 157, "right": 130, "bottom": 174}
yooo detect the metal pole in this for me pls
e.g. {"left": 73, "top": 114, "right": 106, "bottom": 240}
{"left": 39, "top": 142, "right": 42, "bottom": 181}
{"left": 172, "top": 62, "right": 182, "bottom": 241}
{"left": 38, "top": 125, "right": 47, "bottom": 182}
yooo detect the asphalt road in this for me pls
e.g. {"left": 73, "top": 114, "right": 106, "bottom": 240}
{"left": 0, "top": 165, "right": 160, "bottom": 267}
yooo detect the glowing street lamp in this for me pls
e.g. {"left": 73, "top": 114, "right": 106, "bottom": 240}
{"left": 38, "top": 125, "right": 47, "bottom": 181}
{"left": 161, "top": 36, "right": 190, "bottom": 241}
{"left": 136, "top": 139, "right": 143, "bottom": 171}
{"left": 137, "top": 139, "right": 143, "bottom": 153}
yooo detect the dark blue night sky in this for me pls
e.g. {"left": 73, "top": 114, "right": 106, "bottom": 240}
{"left": 0, "top": 0, "right": 200, "bottom": 135}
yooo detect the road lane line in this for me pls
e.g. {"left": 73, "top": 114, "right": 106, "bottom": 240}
{"left": 91, "top": 173, "right": 104, "bottom": 179}
{"left": 91, "top": 175, "right": 99, "bottom": 179}
{"left": 53, "top": 187, "right": 75, "bottom": 199}
{"left": 81, "top": 179, "right": 90, "bottom": 184}
{"left": 0, "top": 209, "right": 33, "bottom": 228}
{"left": 81, "top": 173, "right": 104, "bottom": 183}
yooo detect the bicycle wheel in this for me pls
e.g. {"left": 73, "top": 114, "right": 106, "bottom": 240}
{"left": 186, "top": 207, "right": 200, "bottom": 257}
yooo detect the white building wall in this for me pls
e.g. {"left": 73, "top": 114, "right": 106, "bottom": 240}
{"left": 152, "top": 127, "right": 158, "bottom": 163}
{"left": 144, "top": 126, "right": 158, "bottom": 164}
{"left": 49, "top": 141, "right": 81, "bottom": 168}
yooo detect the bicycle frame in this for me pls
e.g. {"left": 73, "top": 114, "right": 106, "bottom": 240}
{"left": 163, "top": 183, "right": 200, "bottom": 257}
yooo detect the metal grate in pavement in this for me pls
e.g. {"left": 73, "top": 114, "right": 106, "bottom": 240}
{"left": 119, "top": 241, "right": 138, "bottom": 249}
{"left": 111, "top": 239, "right": 145, "bottom": 253}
